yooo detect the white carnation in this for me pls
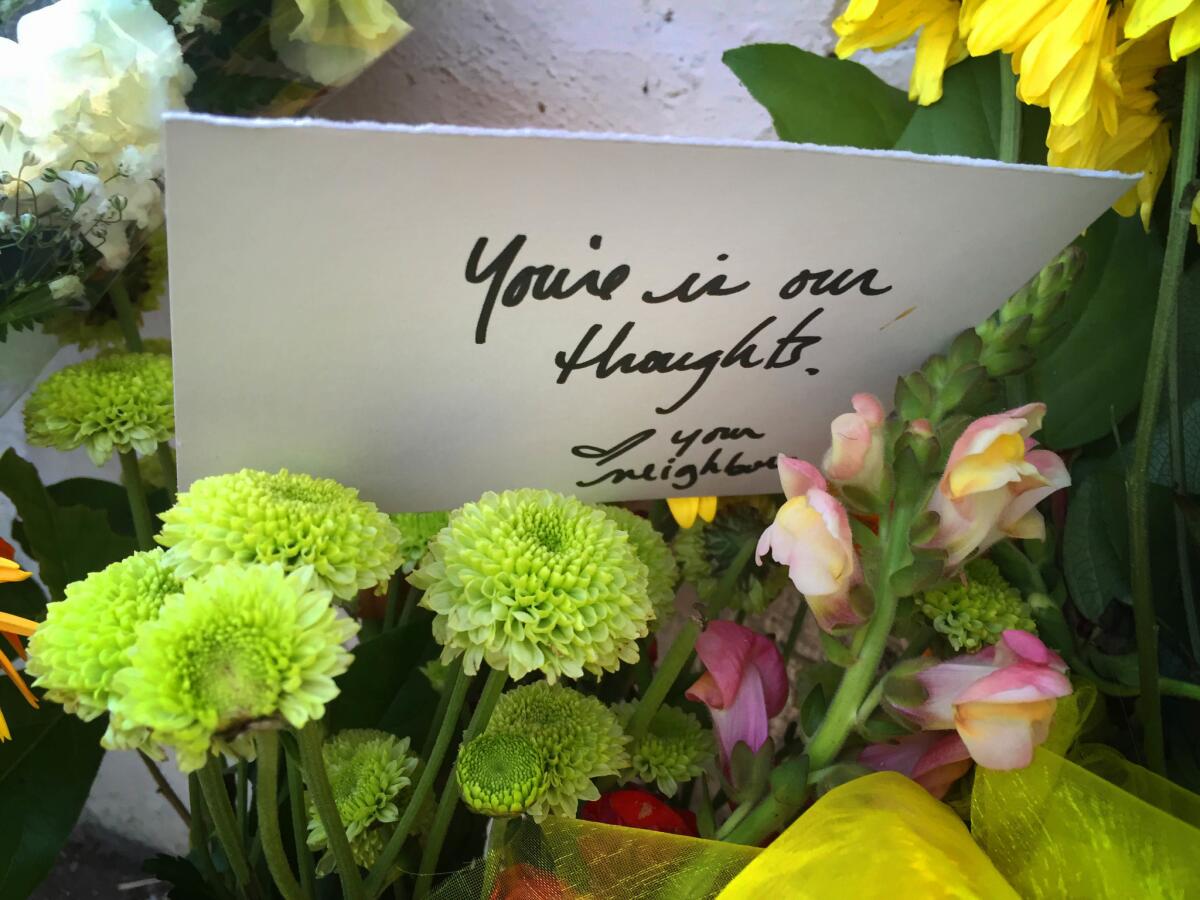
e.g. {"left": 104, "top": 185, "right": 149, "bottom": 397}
{"left": 0, "top": 0, "right": 194, "bottom": 179}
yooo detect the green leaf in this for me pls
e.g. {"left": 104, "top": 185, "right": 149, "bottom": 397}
{"left": 324, "top": 621, "right": 438, "bottom": 741}
{"left": 1063, "top": 466, "right": 1131, "bottom": 621}
{"left": 723, "top": 44, "right": 914, "bottom": 149}
{"left": 1027, "top": 213, "right": 1164, "bottom": 449}
{"left": 818, "top": 630, "right": 857, "bottom": 667}
{"left": 893, "top": 53, "right": 1049, "bottom": 161}
{"left": 0, "top": 450, "right": 137, "bottom": 599}
{"left": 0, "top": 682, "right": 105, "bottom": 898}
{"left": 799, "top": 683, "right": 827, "bottom": 741}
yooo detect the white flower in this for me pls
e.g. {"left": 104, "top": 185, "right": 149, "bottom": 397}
{"left": 0, "top": 211, "right": 11, "bottom": 233}
{"left": 0, "top": 0, "right": 194, "bottom": 178}
{"left": 48, "top": 274, "right": 84, "bottom": 300}
{"left": 174, "top": 0, "right": 220, "bottom": 34}
{"left": 46, "top": 169, "right": 163, "bottom": 269}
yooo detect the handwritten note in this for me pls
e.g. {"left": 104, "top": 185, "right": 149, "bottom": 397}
{"left": 164, "top": 115, "right": 1134, "bottom": 510}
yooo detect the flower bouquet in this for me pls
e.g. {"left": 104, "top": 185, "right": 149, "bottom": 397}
{"left": 3, "top": 0, "right": 1200, "bottom": 898}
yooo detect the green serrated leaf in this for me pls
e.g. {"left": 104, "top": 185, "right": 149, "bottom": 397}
{"left": 723, "top": 44, "right": 914, "bottom": 149}
{"left": 0, "top": 682, "right": 105, "bottom": 899}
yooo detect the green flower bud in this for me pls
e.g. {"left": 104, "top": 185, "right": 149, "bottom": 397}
{"left": 457, "top": 732, "right": 547, "bottom": 817}
{"left": 391, "top": 510, "right": 449, "bottom": 573}
{"left": 597, "top": 504, "right": 679, "bottom": 628}
{"left": 673, "top": 497, "right": 788, "bottom": 614}
{"left": 917, "top": 558, "right": 1036, "bottom": 652}
{"left": 486, "top": 681, "right": 629, "bottom": 820}
{"left": 307, "top": 729, "right": 419, "bottom": 872}
{"left": 614, "top": 702, "right": 714, "bottom": 797}
{"left": 411, "top": 490, "right": 653, "bottom": 682}
{"left": 157, "top": 468, "right": 402, "bottom": 601}
{"left": 24, "top": 352, "right": 173, "bottom": 465}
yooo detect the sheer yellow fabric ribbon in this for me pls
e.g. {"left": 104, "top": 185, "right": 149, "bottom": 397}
{"left": 436, "top": 720, "right": 1200, "bottom": 898}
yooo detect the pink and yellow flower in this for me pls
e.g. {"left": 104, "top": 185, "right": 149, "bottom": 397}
{"left": 892, "top": 629, "right": 1072, "bottom": 769}
{"left": 859, "top": 731, "right": 972, "bottom": 798}
{"left": 757, "top": 456, "right": 863, "bottom": 632}
{"left": 923, "top": 403, "right": 1070, "bottom": 569}
{"left": 822, "top": 392, "right": 887, "bottom": 495}
{"left": 685, "top": 620, "right": 788, "bottom": 766}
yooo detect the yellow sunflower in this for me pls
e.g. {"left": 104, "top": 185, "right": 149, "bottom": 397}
{"left": 833, "top": 0, "right": 968, "bottom": 104}
{"left": 1126, "top": 0, "right": 1200, "bottom": 59}
{"left": 1047, "top": 24, "right": 1173, "bottom": 228}
{"left": 0, "top": 555, "right": 39, "bottom": 742}
{"left": 961, "top": 0, "right": 1120, "bottom": 128}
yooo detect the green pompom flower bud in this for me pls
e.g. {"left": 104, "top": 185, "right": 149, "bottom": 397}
{"left": 598, "top": 504, "right": 679, "bottom": 628}
{"left": 411, "top": 489, "right": 652, "bottom": 681}
{"left": 307, "top": 729, "right": 419, "bottom": 872}
{"left": 917, "top": 558, "right": 1036, "bottom": 652}
{"left": 391, "top": 510, "right": 450, "bottom": 572}
{"left": 24, "top": 352, "right": 173, "bottom": 465}
{"left": 27, "top": 549, "right": 180, "bottom": 750}
{"left": 487, "top": 681, "right": 629, "bottom": 820}
{"left": 112, "top": 563, "right": 357, "bottom": 771}
{"left": 614, "top": 702, "right": 714, "bottom": 797}
{"left": 673, "top": 497, "right": 789, "bottom": 614}
{"left": 157, "top": 469, "right": 403, "bottom": 601}
{"left": 457, "top": 732, "right": 547, "bottom": 817}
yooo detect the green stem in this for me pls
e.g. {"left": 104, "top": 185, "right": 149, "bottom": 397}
{"left": 137, "top": 750, "right": 190, "bottom": 828}
{"left": 256, "top": 733, "right": 307, "bottom": 900}
{"left": 1128, "top": 52, "right": 1200, "bottom": 776}
{"left": 284, "top": 735, "right": 318, "bottom": 899}
{"left": 806, "top": 505, "right": 914, "bottom": 771}
{"left": 782, "top": 601, "right": 808, "bottom": 662}
{"left": 714, "top": 802, "right": 753, "bottom": 840}
{"left": 365, "top": 661, "right": 472, "bottom": 898}
{"left": 236, "top": 759, "right": 250, "bottom": 846}
{"left": 398, "top": 584, "right": 422, "bottom": 628}
{"left": 119, "top": 451, "right": 154, "bottom": 550}
{"left": 1169, "top": 264, "right": 1200, "bottom": 661}
{"left": 998, "top": 53, "right": 1022, "bottom": 164}
{"left": 480, "top": 816, "right": 509, "bottom": 900}
{"left": 383, "top": 576, "right": 403, "bottom": 630}
{"left": 722, "top": 755, "right": 811, "bottom": 846}
{"left": 156, "top": 442, "right": 178, "bottom": 502}
{"left": 296, "top": 724, "right": 368, "bottom": 900}
{"left": 627, "top": 618, "right": 702, "bottom": 743}
{"left": 1163, "top": 678, "right": 1200, "bottom": 701}
{"left": 109, "top": 276, "right": 144, "bottom": 352}
{"left": 188, "top": 773, "right": 228, "bottom": 897}
{"left": 198, "top": 757, "right": 260, "bottom": 898}
{"left": 413, "top": 668, "right": 508, "bottom": 900}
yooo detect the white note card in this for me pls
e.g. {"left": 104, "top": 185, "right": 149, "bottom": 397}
{"left": 164, "top": 114, "right": 1133, "bottom": 510}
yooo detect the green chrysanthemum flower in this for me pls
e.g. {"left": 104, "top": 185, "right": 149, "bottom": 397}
{"left": 411, "top": 490, "right": 652, "bottom": 681}
{"left": 598, "top": 504, "right": 678, "bottom": 628}
{"left": 27, "top": 549, "right": 180, "bottom": 750}
{"left": 486, "top": 682, "right": 629, "bottom": 820}
{"left": 918, "top": 559, "right": 1036, "bottom": 652}
{"left": 157, "top": 469, "right": 403, "bottom": 601}
{"left": 614, "top": 702, "right": 714, "bottom": 797}
{"left": 392, "top": 511, "right": 450, "bottom": 573}
{"left": 673, "top": 497, "right": 789, "bottom": 614}
{"left": 112, "top": 563, "right": 357, "bottom": 771}
{"left": 24, "top": 352, "right": 174, "bottom": 465}
{"left": 457, "top": 731, "right": 547, "bottom": 817}
{"left": 420, "top": 659, "right": 450, "bottom": 694}
{"left": 308, "top": 729, "right": 419, "bottom": 872}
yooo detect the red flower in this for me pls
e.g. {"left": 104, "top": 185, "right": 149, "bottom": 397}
{"left": 0, "top": 538, "right": 14, "bottom": 561}
{"left": 489, "top": 864, "right": 575, "bottom": 900}
{"left": 580, "top": 788, "right": 698, "bottom": 837}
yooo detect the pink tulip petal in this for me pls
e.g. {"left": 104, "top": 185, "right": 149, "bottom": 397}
{"left": 851, "top": 392, "right": 886, "bottom": 427}
{"left": 859, "top": 732, "right": 971, "bottom": 800}
{"left": 748, "top": 631, "right": 789, "bottom": 717}
{"left": 824, "top": 412, "right": 874, "bottom": 481}
{"left": 993, "top": 630, "right": 1066, "bottom": 671}
{"left": 907, "top": 659, "right": 995, "bottom": 728}
{"left": 859, "top": 731, "right": 940, "bottom": 776}
{"left": 691, "top": 620, "right": 754, "bottom": 708}
{"left": 685, "top": 671, "right": 724, "bottom": 709}
{"left": 954, "top": 698, "right": 1057, "bottom": 769}
{"left": 777, "top": 455, "right": 826, "bottom": 499}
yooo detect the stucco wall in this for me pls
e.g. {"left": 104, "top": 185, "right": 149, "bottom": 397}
{"left": 1, "top": 0, "right": 913, "bottom": 853}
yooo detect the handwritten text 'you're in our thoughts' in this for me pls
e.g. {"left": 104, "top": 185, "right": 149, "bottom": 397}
{"left": 464, "top": 234, "right": 893, "bottom": 415}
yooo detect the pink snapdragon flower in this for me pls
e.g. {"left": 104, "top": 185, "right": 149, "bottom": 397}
{"left": 859, "top": 731, "right": 972, "bottom": 799}
{"left": 822, "top": 392, "right": 887, "bottom": 494}
{"left": 924, "top": 403, "right": 1070, "bottom": 569}
{"left": 756, "top": 456, "right": 863, "bottom": 632}
{"left": 892, "top": 630, "right": 1072, "bottom": 769}
{"left": 685, "top": 620, "right": 788, "bottom": 766}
